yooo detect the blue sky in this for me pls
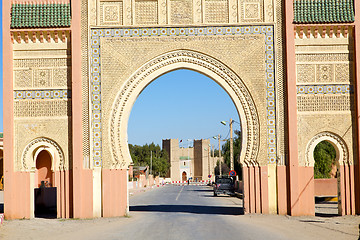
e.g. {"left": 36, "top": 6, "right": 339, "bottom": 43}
{"left": 128, "top": 69, "right": 240, "bottom": 149}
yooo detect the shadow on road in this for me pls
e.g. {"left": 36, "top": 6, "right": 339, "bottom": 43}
{"left": 188, "top": 189, "right": 213, "bottom": 192}
{"left": 130, "top": 205, "right": 244, "bottom": 215}
{"left": 314, "top": 212, "right": 339, "bottom": 218}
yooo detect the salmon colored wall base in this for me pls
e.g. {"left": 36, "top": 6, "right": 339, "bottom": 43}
{"left": 260, "top": 166, "right": 269, "bottom": 214}
{"left": 242, "top": 165, "right": 268, "bottom": 214}
{"left": 102, "top": 169, "right": 127, "bottom": 217}
{"left": 314, "top": 179, "right": 337, "bottom": 196}
{"left": 298, "top": 167, "right": 315, "bottom": 216}
{"left": 4, "top": 172, "right": 30, "bottom": 219}
{"left": 242, "top": 166, "right": 249, "bottom": 214}
{"left": 79, "top": 169, "right": 93, "bottom": 218}
{"left": 338, "top": 164, "right": 356, "bottom": 215}
{"left": 4, "top": 170, "right": 74, "bottom": 219}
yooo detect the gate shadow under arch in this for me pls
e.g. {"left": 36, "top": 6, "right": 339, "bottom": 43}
{"left": 130, "top": 205, "right": 244, "bottom": 215}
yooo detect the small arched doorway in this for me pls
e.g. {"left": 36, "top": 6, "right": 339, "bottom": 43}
{"left": 34, "top": 150, "right": 56, "bottom": 218}
{"left": 313, "top": 140, "right": 339, "bottom": 216}
{"left": 35, "top": 150, "right": 53, "bottom": 187}
{"left": 182, "top": 171, "right": 187, "bottom": 182}
{"left": 306, "top": 132, "right": 355, "bottom": 216}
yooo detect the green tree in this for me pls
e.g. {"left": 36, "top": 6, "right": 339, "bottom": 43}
{"left": 222, "top": 130, "right": 242, "bottom": 180}
{"left": 313, "top": 141, "right": 336, "bottom": 179}
{"left": 128, "top": 143, "right": 170, "bottom": 177}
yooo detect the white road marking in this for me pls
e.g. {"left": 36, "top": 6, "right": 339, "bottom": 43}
{"left": 175, "top": 185, "right": 184, "bottom": 201}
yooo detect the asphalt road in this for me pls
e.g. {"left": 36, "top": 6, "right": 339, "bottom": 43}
{"left": 1, "top": 184, "right": 358, "bottom": 240}
{"left": 118, "top": 184, "right": 288, "bottom": 240}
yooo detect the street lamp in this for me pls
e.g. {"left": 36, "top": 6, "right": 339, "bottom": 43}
{"left": 213, "top": 135, "right": 222, "bottom": 176}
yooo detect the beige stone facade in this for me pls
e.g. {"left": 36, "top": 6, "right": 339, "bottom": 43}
{"left": 12, "top": 35, "right": 72, "bottom": 172}
{"left": 3, "top": 0, "right": 360, "bottom": 219}
{"left": 294, "top": 27, "right": 355, "bottom": 168}
{"left": 163, "top": 139, "right": 217, "bottom": 181}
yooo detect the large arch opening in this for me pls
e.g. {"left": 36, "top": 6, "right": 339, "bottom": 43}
{"left": 102, "top": 50, "right": 267, "bottom": 217}
{"left": 126, "top": 68, "right": 245, "bottom": 216}
{"left": 110, "top": 50, "right": 259, "bottom": 170}
{"left": 127, "top": 69, "right": 242, "bottom": 181}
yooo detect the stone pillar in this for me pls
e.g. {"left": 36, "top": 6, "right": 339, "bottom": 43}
{"left": 71, "top": 0, "right": 93, "bottom": 218}
{"left": 353, "top": 0, "right": 360, "bottom": 214}
{"left": 284, "top": 0, "right": 301, "bottom": 216}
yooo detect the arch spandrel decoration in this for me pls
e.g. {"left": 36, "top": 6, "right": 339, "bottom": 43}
{"left": 89, "top": 25, "right": 276, "bottom": 169}
{"left": 21, "top": 137, "right": 66, "bottom": 172}
{"left": 305, "top": 132, "right": 350, "bottom": 167}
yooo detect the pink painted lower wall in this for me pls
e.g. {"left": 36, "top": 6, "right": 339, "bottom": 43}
{"left": 260, "top": 166, "right": 269, "bottom": 214}
{"left": 5, "top": 170, "right": 74, "bottom": 219}
{"left": 4, "top": 172, "right": 30, "bottom": 219}
{"left": 277, "top": 165, "right": 287, "bottom": 215}
{"left": 80, "top": 169, "right": 93, "bottom": 218}
{"left": 298, "top": 167, "right": 315, "bottom": 216}
{"left": 242, "top": 165, "right": 268, "bottom": 214}
{"left": 242, "top": 166, "right": 250, "bottom": 214}
{"left": 314, "top": 178, "right": 337, "bottom": 197}
{"left": 102, "top": 169, "right": 127, "bottom": 217}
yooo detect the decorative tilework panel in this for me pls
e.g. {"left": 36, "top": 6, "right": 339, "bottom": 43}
{"left": 297, "top": 84, "right": 352, "bottom": 95}
{"left": 90, "top": 25, "right": 276, "bottom": 166}
{"left": 14, "top": 90, "right": 71, "bottom": 100}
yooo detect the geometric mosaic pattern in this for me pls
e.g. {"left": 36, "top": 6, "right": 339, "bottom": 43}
{"left": 297, "top": 84, "right": 352, "bottom": 95}
{"left": 14, "top": 90, "right": 71, "bottom": 100}
{"left": 90, "top": 25, "right": 276, "bottom": 166}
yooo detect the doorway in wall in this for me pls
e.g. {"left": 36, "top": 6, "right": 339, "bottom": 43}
{"left": 34, "top": 150, "right": 57, "bottom": 218}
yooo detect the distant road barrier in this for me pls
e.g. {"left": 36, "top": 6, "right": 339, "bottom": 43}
{"left": 171, "top": 180, "right": 211, "bottom": 186}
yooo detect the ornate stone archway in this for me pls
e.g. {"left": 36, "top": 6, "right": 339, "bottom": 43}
{"left": 305, "top": 131, "right": 355, "bottom": 215}
{"left": 20, "top": 137, "right": 66, "bottom": 218}
{"left": 21, "top": 137, "right": 66, "bottom": 172}
{"left": 90, "top": 25, "right": 276, "bottom": 216}
{"left": 109, "top": 50, "right": 260, "bottom": 169}
{"left": 305, "top": 132, "right": 349, "bottom": 167}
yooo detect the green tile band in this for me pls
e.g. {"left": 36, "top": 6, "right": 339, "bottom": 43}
{"left": 294, "top": 0, "right": 354, "bottom": 24}
{"left": 11, "top": 3, "right": 71, "bottom": 29}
